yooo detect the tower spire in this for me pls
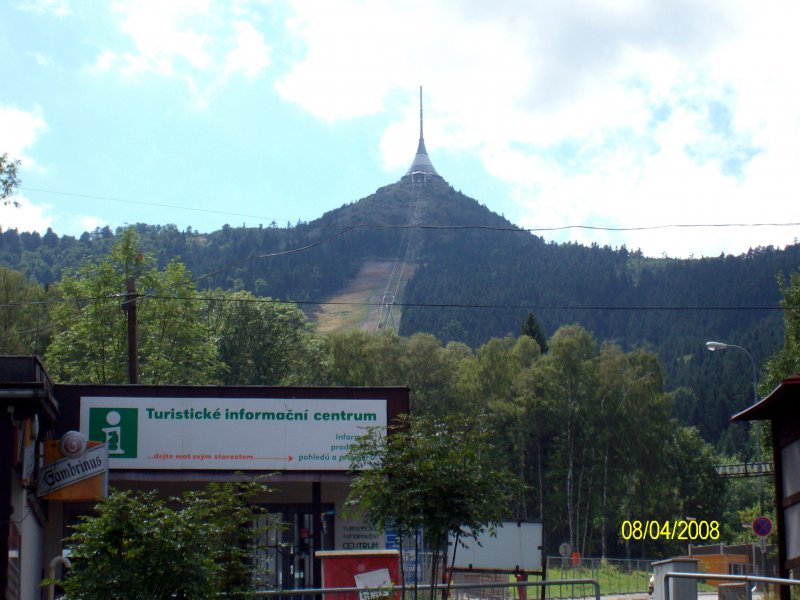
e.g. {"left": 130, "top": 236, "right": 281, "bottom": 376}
{"left": 419, "top": 85, "right": 424, "bottom": 142}
{"left": 405, "top": 86, "right": 440, "bottom": 181}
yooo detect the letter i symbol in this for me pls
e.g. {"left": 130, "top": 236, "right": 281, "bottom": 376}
{"left": 103, "top": 411, "right": 124, "bottom": 455}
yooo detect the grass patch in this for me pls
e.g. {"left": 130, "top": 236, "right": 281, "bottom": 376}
{"left": 313, "top": 260, "right": 416, "bottom": 333}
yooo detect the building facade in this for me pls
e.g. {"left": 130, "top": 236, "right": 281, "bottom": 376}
{"left": 1, "top": 356, "right": 409, "bottom": 598}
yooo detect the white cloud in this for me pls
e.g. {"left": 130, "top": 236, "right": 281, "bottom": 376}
{"left": 31, "top": 52, "right": 56, "bottom": 68}
{"left": 276, "top": 0, "right": 530, "bottom": 122}
{"left": 13, "top": 0, "right": 71, "bottom": 18}
{"left": 88, "top": 1, "right": 275, "bottom": 106}
{"left": 71, "top": 215, "right": 106, "bottom": 234}
{"left": 0, "top": 104, "right": 48, "bottom": 166}
{"left": 112, "top": 0, "right": 213, "bottom": 77}
{"left": 0, "top": 106, "right": 55, "bottom": 234}
{"left": 224, "top": 20, "right": 270, "bottom": 79}
{"left": 87, "top": 49, "right": 118, "bottom": 74}
{"left": 0, "top": 195, "right": 53, "bottom": 233}
{"left": 0, "top": 196, "right": 108, "bottom": 237}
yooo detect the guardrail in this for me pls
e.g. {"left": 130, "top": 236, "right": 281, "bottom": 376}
{"left": 246, "top": 578, "right": 601, "bottom": 600}
{"left": 664, "top": 571, "right": 800, "bottom": 600}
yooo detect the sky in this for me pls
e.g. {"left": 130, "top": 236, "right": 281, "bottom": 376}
{"left": 1, "top": 0, "right": 799, "bottom": 259}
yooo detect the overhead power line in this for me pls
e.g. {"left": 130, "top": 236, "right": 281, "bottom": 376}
{"left": 0, "top": 294, "right": 791, "bottom": 311}
{"left": 1, "top": 293, "right": 791, "bottom": 346}
{"left": 20, "top": 185, "right": 800, "bottom": 233}
{"left": 22, "top": 186, "right": 271, "bottom": 221}
{"left": 1, "top": 291, "right": 794, "bottom": 347}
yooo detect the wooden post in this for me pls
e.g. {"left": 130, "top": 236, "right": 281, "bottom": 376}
{"left": 124, "top": 277, "right": 137, "bottom": 384}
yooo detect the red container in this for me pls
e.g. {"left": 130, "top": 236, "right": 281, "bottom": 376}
{"left": 317, "top": 550, "right": 401, "bottom": 600}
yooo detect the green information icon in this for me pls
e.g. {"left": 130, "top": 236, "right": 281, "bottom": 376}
{"left": 89, "top": 407, "right": 138, "bottom": 458}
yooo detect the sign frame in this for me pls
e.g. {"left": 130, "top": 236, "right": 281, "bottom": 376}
{"left": 79, "top": 395, "right": 390, "bottom": 471}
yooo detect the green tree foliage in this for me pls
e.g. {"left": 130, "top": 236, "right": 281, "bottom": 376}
{"left": 530, "top": 325, "right": 599, "bottom": 554}
{"left": 483, "top": 325, "right": 725, "bottom": 558}
{"left": 203, "top": 289, "right": 328, "bottom": 385}
{"left": 0, "top": 153, "right": 21, "bottom": 206}
{"left": 326, "top": 330, "right": 473, "bottom": 416}
{"left": 326, "top": 330, "right": 404, "bottom": 387}
{"left": 45, "top": 227, "right": 222, "bottom": 384}
{"left": 346, "top": 414, "right": 515, "bottom": 598}
{"left": 520, "top": 312, "right": 548, "bottom": 353}
{"left": 60, "top": 482, "right": 269, "bottom": 600}
{"left": 0, "top": 266, "right": 50, "bottom": 353}
{"left": 763, "top": 270, "right": 800, "bottom": 389}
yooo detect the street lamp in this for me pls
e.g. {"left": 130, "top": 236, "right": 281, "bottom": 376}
{"left": 705, "top": 342, "right": 759, "bottom": 408}
{"left": 706, "top": 340, "right": 766, "bottom": 576}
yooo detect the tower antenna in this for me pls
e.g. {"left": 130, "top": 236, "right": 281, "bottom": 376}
{"left": 419, "top": 85, "right": 424, "bottom": 141}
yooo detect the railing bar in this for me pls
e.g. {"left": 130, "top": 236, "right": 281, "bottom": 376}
{"left": 663, "top": 571, "right": 800, "bottom": 600}
{"left": 665, "top": 572, "right": 800, "bottom": 585}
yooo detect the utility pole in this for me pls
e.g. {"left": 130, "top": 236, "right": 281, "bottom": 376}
{"left": 123, "top": 276, "right": 138, "bottom": 384}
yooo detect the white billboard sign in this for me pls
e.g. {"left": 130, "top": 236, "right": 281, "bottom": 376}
{"left": 79, "top": 397, "right": 386, "bottom": 470}
{"left": 447, "top": 521, "right": 543, "bottom": 572}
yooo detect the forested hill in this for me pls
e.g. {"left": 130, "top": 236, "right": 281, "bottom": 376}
{"left": 2, "top": 177, "right": 800, "bottom": 448}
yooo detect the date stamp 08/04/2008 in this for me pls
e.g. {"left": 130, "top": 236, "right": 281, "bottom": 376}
{"left": 620, "top": 520, "right": 720, "bottom": 541}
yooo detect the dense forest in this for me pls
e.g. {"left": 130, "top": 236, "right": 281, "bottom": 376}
{"left": 2, "top": 179, "right": 798, "bottom": 453}
{"left": 2, "top": 221, "right": 798, "bottom": 558}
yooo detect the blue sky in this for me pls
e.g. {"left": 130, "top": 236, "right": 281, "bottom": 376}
{"left": 1, "top": 0, "right": 799, "bottom": 258}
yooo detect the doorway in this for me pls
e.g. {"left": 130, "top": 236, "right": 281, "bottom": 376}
{"left": 254, "top": 504, "right": 335, "bottom": 591}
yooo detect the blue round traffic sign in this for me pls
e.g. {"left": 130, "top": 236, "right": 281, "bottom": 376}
{"left": 753, "top": 516, "right": 772, "bottom": 537}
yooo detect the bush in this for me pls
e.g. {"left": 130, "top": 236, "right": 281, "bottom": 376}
{"left": 59, "top": 481, "right": 270, "bottom": 600}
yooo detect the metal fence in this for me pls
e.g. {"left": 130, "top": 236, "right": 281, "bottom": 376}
{"left": 247, "top": 578, "right": 601, "bottom": 600}
{"left": 397, "top": 552, "right": 528, "bottom": 599}
{"left": 362, "top": 554, "right": 652, "bottom": 600}
{"left": 544, "top": 556, "right": 653, "bottom": 597}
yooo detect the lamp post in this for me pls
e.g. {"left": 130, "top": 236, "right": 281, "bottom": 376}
{"left": 706, "top": 340, "right": 766, "bottom": 577}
